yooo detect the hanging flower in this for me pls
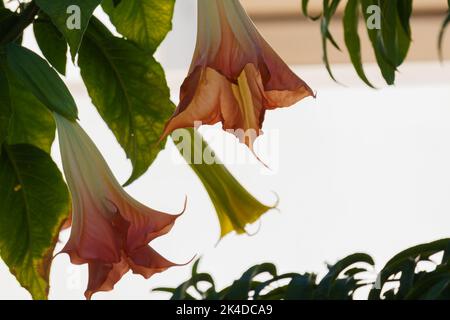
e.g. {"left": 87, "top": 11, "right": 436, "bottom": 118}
{"left": 162, "top": 0, "right": 314, "bottom": 150}
{"left": 55, "top": 114, "right": 186, "bottom": 299}
{"left": 173, "top": 128, "right": 277, "bottom": 239}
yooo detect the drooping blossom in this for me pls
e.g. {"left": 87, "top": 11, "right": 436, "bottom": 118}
{"left": 55, "top": 114, "right": 186, "bottom": 299}
{"left": 162, "top": 0, "right": 314, "bottom": 150}
{"left": 173, "top": 128, "right": 277, "bottom": 239}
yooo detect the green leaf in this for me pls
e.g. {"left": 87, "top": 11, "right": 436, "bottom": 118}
{"left": 5, "top": 44, "right": 77, "bottom": 120}
{"left": 113, "top": 0, "right": 122, "bottom": 7}
{"left": 370, "top": 239, "right": 450, "bottom": 299}
{"left": 317, "top": 253, "right": 374, "bottom": 298}
{"left": 161, "top": 261, "right": 217, "bottom": 301}
{"left": 361, "top": 0, "right": 396, "bottom": 85}
{"left": 173, "top": 273, "right": 216, "bottom": 300}
{"left": 225, "top": 263, "right": 277, "bottom": 300}
{"left": 320, "top": 0, "right": 342, "bottom": 82}
{"left": 395, "top": 0, "right": 412, "bottom": 65}
{"left": 384, "top": 239, "right": 450, "bottom": 272}
{"left": 379, "top": 0, "right": 398, "bottom": 67}
{"left": 396, "top": 259, "right": 416, "bottom": 299}
{"left": 397, "top": 0, "right": 412, "bottom": 37}
{"left": 102, "top": 0, "right": 175, "bottom": 53}
{"left": 0, "top": 143, "right": 70, "bottom": 300}
{"left": 403, "top": 267, "right": 450, "bottom": 300}
{"left": 0, "top": 60, "right": 11, "bottom": 147}
{"left": 6, "top": 75, "right": 56, "bottom": 153}
{"left": 78, "top": 18, "right": 173, "bottom": 185}
{"left": 173, "top": 128, "right": 275, "bottom": 238}
{"left": 438, "top": 2, "right": 450, "bottom": 61}
{"left": 0, "top": 54, "right": 55, "bottom": 152}
{"left": 344, "top": 267, "right": 369, "bottom": 277}
{"left": 33, "top": 14, "right": 68, "bottom": 75}
{"left": 423, "top": 278, "right": 450, "bottom": 300}
{"left": 0, "top": 8, "right": 19, "bottom": 41}
{"left": 343, "top": 0, "right": 374, "bottom": 88}
{"left": 253, "top": 273, "right": 298, "bottom": 299}
{"left": 395, "top": 17, "right": 411, "bottom": 66}
{"left": 35, "top": 0, "right": 102, "bottom": 58}
{"left": 285, "top": 274, "right": 316, "bottom": 300}
{"left": 301, "top": 0, "right": 321, "bottom": 20}
{"left": 323, "top": 0, "right": 342, "bottom": 51}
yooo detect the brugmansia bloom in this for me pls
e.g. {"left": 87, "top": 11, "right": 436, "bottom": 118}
{"left": 163, "top": 0, "right": 314, "bottom": 149}
{"left": 174, "top": 128, "right": 277, "bottom": 238}
{"left": 55, "top": 114, "right": 185, "bottom": 299}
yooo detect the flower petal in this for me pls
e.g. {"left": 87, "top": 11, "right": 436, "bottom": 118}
{"left": 163, "top": 0, "right": 314, "bottom": 149}
{"left": 128, "top": 246, "right": 179, "bottom": 279}
{"left": 84, "top": 258, "right": 129, "bottom": 300}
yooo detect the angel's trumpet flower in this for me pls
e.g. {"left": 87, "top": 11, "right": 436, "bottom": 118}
{"left": 173, "top": 128, "right": 277, "bottom": 239}
{"left": 55, "top": 114, "right": 185, "bottom": 299}
{"left": 163, "top": 0, "right": 314, "bottom": 150}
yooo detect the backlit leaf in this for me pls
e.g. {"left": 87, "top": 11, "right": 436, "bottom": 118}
{"left": 0, "top": 144, "right": 70, "bottom": 299}
{"left": 5, "top": 44, "right": 77, "bottom": 120}
{"left": 33, "top": 14, "right": 68, "bottom": 75}
{"left": 35, "top": 0, "right": 102, "bottom": 58}
{"left": 102, "top": 0, "right": 175, "bottom": 53}
{"left": 78, "top": 18, "right": 173, "bottom": 185}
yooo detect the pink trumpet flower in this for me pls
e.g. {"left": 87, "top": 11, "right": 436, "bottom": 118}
{"left": 162, "top": 0, "right": 314, "bottom": 149}
{"left": 55, "top": 114, "right": 186, "bottom": 299}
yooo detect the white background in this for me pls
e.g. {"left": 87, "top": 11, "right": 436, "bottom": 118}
{"left": 1, "top": 0, "right": 450, "bottom": 299}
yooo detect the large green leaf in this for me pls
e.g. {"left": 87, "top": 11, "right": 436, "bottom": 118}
{"left": 0, "top": 54, "right": 55, "bottom": 152}
{"left": 102, "top": 0, "right": 175, "bottom": 53}
{"left": 35, "top": 0, "right": 102, "bottom": 58}
{"left": 0, "top": 60, "right": 11, "bottom": 147}
{"left": 78, "top": 18, "right": 173, "bottom": 185}
{"left": 0, "top": 143, "right": 70, "bottom": 300}
{"left": 33, "top": 14, "right": 68, "bottom": 75}
{"left": 6, "top": 76, "right": 56, "bottom": 153}
{"left": 343, "top": 0, "right": 374, "bottom": 88}
{"left": 0, "top": 8, "right": 19, "bottom": 42}
{"left": 5, "top": 44, "right": 77, "bottom": 120}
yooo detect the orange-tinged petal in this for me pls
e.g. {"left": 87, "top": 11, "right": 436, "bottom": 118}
{"left": 163, "top": 0, "right": 314, "bottom": 150}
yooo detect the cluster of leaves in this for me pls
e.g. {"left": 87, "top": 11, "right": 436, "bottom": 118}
{"left": 370, "top": 238, "right": 450, "bottom": 299}
{"left": 0, "top": 0, "right": 273, "bottom": 300}
{"left": 0, "top": 0, "right": 178, "bottom": 299}
{"left": 1, "top": 0, "right": 450, "bottom": 301}
{"left": 301, "top": 0, "right": 450, "bottom": 86}
{"left": 156, "top": 238, "right": 450, "bottom": 300}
